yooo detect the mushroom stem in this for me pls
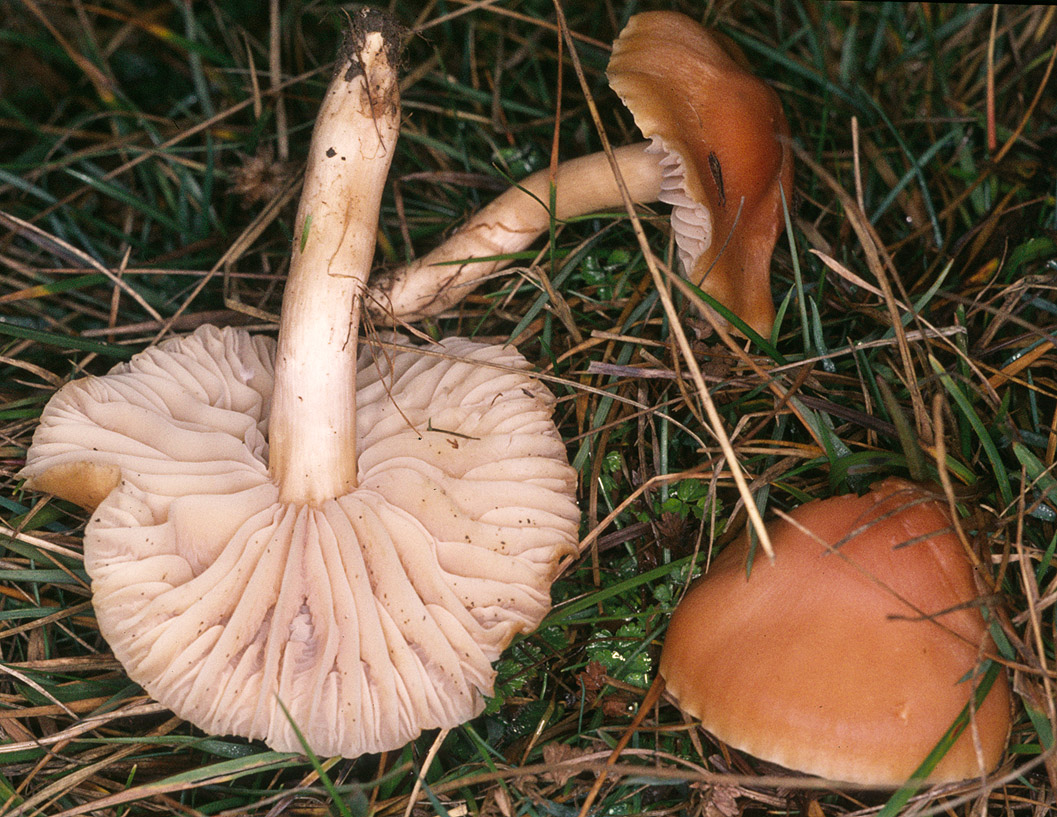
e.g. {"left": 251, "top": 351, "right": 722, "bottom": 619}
{"left": 369, "top": 13, "right": 793, "bottom": 338}
{"left": 269, "top": 14, "right": 401, "bottom": 505}
{"left": 366, "top": 141, "right": 662, "bottom": 322}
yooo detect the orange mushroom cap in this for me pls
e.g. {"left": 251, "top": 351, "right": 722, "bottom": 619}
{"left": 608, "top": 11, "right": 794, "bottom": 337}
{"left": 660, "top": 478, "right": 1011, "bottom": 785}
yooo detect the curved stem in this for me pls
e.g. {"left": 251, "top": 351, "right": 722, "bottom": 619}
{"left": 366, "top": 141, "right": 662, "bottom": 322}
{"left": 268, "top": 16, "right": 401, "bottom": 505}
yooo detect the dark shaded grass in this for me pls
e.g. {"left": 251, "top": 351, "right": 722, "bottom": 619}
{"left": 1, "top": 1, "right": 1055, "bottom": 815}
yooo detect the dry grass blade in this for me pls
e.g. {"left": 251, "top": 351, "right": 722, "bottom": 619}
{"left": 792, "top": 145, "right": 932, "bottom": 440}
{"left": 0, "top": 212, "right": 162, "bottom": 321}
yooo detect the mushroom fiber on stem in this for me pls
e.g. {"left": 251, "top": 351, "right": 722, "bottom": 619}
{"left": 20, "top": 10, "right": 579, "bottom": 759}
{"left": 660, "top": 478, "right": 1011, "bottom": 786}
{"left": 367, "top": 10, "right": 793, "bottom": 337}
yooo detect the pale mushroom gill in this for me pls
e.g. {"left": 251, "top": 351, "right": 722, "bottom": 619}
{"left": 26, "top": 325, "right": 578, "bottom": 757}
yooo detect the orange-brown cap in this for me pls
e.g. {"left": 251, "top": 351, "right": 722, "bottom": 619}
{"left": 660, "top": 478, "right": 1011, "bottom": 785}
{"left": 608, "top": 11, "right": 793, "bottom": 337}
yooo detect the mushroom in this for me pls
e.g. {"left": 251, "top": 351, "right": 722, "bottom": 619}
{"left": 19, "top": 11, "right": 579, "bottom": 758}
{"left": 367, "top": 10, "right": 793, "bottom": 337}
{"left": 659, "top": 478, "right": 1011, "bottom": 785}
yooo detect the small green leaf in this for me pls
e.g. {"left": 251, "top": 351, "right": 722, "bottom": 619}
{"left": 1023, "top": 701, "right": 1056, "bottom": 751}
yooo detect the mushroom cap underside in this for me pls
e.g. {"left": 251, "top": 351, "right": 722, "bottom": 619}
{"left": 660, "top": 478, "right": 1011, "bottom": 785}
{"left": 21, "top": 325, "right": 580, "bottom": 757}
{"left": 607, "top": 11, "right": 794, "bottom": 337}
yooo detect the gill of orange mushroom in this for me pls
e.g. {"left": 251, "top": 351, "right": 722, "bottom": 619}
{"left": 367, "top": 10, "right": 792, "bottom": 338}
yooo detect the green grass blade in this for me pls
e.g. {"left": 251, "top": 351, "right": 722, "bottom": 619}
{"left": 929, "top": 355, "right": 1013, "bottom": 509}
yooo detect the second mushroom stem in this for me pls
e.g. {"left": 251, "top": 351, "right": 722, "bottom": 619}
{"left": 269, "top": 15, "right": 402, "bottom": 506}
{"left": 366, "top": 142, "right": 662, "bottom": 322}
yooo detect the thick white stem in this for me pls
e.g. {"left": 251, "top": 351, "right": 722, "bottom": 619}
{"left": 366, "top": 141, "right": 662, "bottom": 322}
{"left": 269, "top": 18, "right": 401, "bottom": 505}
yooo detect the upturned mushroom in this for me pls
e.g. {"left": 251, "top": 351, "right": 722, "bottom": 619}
{"left": 660, "top": 478, "right": 1011, "bottom": 785}
{"left": 367, "top": 10, "right": 793, "bottom": 337}
{"left": 20, "top": 11, "right": 579, "bottom": 758}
